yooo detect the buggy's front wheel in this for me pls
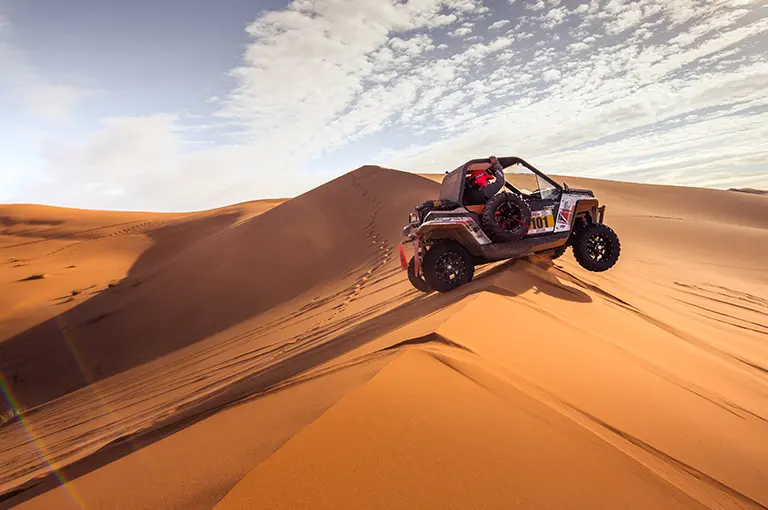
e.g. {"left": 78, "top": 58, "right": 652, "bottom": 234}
{"left": 422, "top": 242, "right": 475, "bottom": 293}
{"left": 572, "top": 223, "right": 620, "bottom": 272}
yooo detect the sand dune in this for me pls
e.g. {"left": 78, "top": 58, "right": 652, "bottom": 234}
{"left": 0, "top": 200, "right": 291, "bottom": 413}
{"left": 0, "top": 200, "right": 283, "bottom": 342}
{"left": 730, "top": 188, "right": 768, "bottom": 196}
{"left": 1, "top": 166, "right": 767, "bottom": 509}
{"left": 215, "top": 348, "right": 710, "bottom": 510}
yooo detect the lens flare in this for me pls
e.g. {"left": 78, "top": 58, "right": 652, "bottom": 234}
{"left": 0, "top": 374, "right": 86, "bottom": 509}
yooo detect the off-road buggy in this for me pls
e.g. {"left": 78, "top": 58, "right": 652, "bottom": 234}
{"left": 399, "top": 156, "right": 621, "bottom": 293}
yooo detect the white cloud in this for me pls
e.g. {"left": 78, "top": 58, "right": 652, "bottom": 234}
{"left": 605, "top": 5, "right": 644, "bottom": 35}
{"left": 6, "top": 0, "right": 768, "bottom": 211}
{"left": 43, "top": 116, "right": 182, "bottom": 183}
{"left": 8, "top": 0, "right": 501, "bottom": 209}
{"left": 390, "top": 34, "right": 436, "bottom": 56}
{"left": 489, "top": 19, "right": 510, "bottom": 30}
{"left": 568, "top": 42, "right": 588, "bottom": 52}
{"left": 542, "top": 6, "right": 569, "bottom": 29}
{"left": 20, "top": 84, "right": 93, "bottom": 124}
{"left": 220, "top": 0, "right": 488, "bottom": 157}
{"left": 27, "top": 115, "right": 327, "bottom": 211}
{"left": 450, "top": 26, "right": 473, "bottom": 37}
{"left": 0, "top": 12, "right": 92, "bottom": 124}
{"left": 669, "top": 8, "right": 750, "bottom": 47}
{"left": 376, "top": 3, "right": 768, "bottom": 191}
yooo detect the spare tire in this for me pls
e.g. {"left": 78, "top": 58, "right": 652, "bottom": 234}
{"left": 481, "top": 192, "right": 532, "bottom": 242}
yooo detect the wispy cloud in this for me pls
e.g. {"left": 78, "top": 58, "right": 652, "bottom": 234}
{"left": 5, "top": 0, "right": 768, "bottom": 210}
{"left": 376, "top": 0, "right": 768, "bottom": 188}
{"left": 0, "top": 15, "right": 94, "bottom": 124}
{"left": 19, "top": 84, "right": 93, "bottom": 124}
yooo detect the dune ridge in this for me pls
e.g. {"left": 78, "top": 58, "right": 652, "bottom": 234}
{"left": 1, "top": 166, "right": 767, "bottom": 509}
{"left": 215, "top": 254, "right": 768, "bottom": 509}
{"left": 729, "top": 188, "right": 768, "bottom": 196}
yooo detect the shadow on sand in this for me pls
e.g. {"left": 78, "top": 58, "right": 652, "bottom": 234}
{"left": 1, "top": 252, "right": 592, "bottom": 507}
{"left": 0, "top": 211, "right": 243, "bottom": 411}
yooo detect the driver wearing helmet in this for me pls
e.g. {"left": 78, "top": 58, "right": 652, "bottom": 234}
{"left": 464, "top": 155, "right": 505, "bottom": 206}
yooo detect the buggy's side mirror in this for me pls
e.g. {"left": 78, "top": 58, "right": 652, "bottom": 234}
{"left": 563, "top": 182, "right": 570, "bottom": 192}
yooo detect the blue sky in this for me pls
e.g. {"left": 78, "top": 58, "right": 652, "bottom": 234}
{"left": 1, "top": 0, "right": 767, "bottom": 211}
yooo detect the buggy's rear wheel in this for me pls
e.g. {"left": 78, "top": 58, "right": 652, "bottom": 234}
{"left": 407, "top": 256, "right": 432, "bottom": 293}
{"left": 572, "top": 223, "right": 620, "bottom": 272}
{"left": 481, "top": 192, "right": 532, "bottom": 242}
{"left": 422, "top": 242, "right": 474, "bottom": 293}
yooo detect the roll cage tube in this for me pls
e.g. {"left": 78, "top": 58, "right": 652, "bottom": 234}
{"left": 462, "top": 156, "right": 564, "bottom": 196}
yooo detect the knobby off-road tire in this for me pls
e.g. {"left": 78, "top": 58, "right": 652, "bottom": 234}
{"left": 572, "top": 223, "right": 620, "bottom": 272}
{"left": 408, "top": 256, "right": 432, "bottom": 293}
{"left": 481, "top": 192, "right": 532, "bottom": 242}
{"left": 422, "top": 242, "right": 475, "bottom": 293}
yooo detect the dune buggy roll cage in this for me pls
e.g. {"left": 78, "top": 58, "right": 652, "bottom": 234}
{"left": 439, "top": 157, "right": 564, "bottom": 205}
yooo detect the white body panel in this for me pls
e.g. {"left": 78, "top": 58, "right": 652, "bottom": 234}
{"left": 417, "top": 214, "right": 493, "bottom": 245}
{"left": 554, "top": 193, "right": 594, "bottom": 233}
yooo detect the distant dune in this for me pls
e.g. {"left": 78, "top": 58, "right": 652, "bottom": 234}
{"left": 1, "top": 166, "right": 767, "bottom": 509}
{"left": 729, "top": 187, "right": 768, "bottom": 196}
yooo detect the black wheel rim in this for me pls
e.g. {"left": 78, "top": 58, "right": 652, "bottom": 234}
{"left": 495, "top": 202, "right": 525, "bottom": 233}
{"left": 434, "top": 252, "right": 466, "bottom": 284}
{"left": 586, "top": 233, "right": 611, "bottom": 262}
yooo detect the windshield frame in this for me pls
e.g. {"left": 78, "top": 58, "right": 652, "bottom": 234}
{"left": 535, "top": 172, "right": 559, "bottom": 200}
{"left": 498, "top": 159, "right": 563, "bottom": 199}
{"left": 497, "top": 158, "right": 563, "bottom": 192}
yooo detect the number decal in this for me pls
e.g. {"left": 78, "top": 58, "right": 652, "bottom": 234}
{"left": 528, "top": 209, "right": 555, "bottom": 234}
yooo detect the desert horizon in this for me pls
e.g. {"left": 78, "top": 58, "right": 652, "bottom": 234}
{"left": 1, "top": 164, "right": 767, "bottom": 509}
{"left": 3, "top": 0, "right": 768, "bottom": 507}
{"left": 3, "top": 171, "right": 765, "bottom": 215}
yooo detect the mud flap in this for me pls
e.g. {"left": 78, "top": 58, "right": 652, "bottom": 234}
{"left": 413, "top": 238, "right": 420, "bottom": 277}
{"left": 398, "top": 242, "right": 408, "bottom": 270}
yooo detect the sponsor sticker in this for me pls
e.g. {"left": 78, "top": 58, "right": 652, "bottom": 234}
{"left": 555, "top": 193, "right": 592, "bottom": 232}
{"left": 528, "top": 209, "right": 555, "bottom": 234}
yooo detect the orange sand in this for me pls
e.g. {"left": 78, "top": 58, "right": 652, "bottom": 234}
{"left": 1, "top": 166, "right": 766, "bottom": 509}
